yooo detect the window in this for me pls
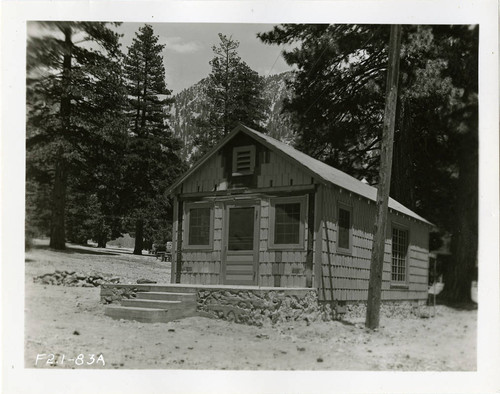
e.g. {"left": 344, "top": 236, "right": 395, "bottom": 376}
{"left": 337, "top": 204, "right": 352, "bottom": 253}
{"left": 269, "top": 196, "right": 306, "bottom": 249}
{"left": 232, "top": 145, "right": 256, "bottom": 175}
{"left": 184, "top": 203, "right": 213, "bottom": 249}
{"left": 391, "top": 226, "right": 408, "bottom": 283}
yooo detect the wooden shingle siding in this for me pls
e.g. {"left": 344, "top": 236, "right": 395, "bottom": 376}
{"left": 176, "top": 191, "right": 311, "bottom": 288}
{"left": 172, "top": 130, "right": 428, "bottom": 296}
{"left": 318, "top": 185, "right": 429, "bottom": 302}
{"left": 258, "top": 196, "right": 308, "bottom": 288}
{"left": 174, "top": 202, "right": 224, "bottom": 285}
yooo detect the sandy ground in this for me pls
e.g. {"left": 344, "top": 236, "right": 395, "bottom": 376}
{"left": 25, "top": 240, "right": 477, "bottom": 370}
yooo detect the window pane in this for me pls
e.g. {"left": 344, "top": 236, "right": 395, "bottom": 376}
{"left": 274, "top": 203, "right": 301, "bottom": 245}
{"left": 391, "top": 228, "right": 408, "bottom": 282}
{"left": 338, "top": 208, "right": 351, "bottom": 250}
{"left": 228, "top": 207, "right": 254, "bottom": 250}
{"left": 188, "top": 207, "right": 210, "bottom": 246}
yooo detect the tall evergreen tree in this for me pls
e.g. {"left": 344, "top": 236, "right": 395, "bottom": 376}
{"left": 259, "top": 24, "right": 478, "bottom": 302}
{"left": 26, "top": 22, "right": 125, "bottom": 249}
{"left": 122, "top": 24, "right": 185, "bottom": 255}
{"left": 193, "top": 34, "right": 267, "bottom": 159}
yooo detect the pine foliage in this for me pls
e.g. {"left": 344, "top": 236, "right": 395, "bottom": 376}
{"left": 122, "top": 24, "right": 185, "bottom": 254}
{"left": 192, "top": 34, "right": 268, "bottom": 160}
{"left": 26, "top": 22, "right": 126, "bottom": 249}
{"left": 259, "top": 24, "right": 478, "bottom": 302}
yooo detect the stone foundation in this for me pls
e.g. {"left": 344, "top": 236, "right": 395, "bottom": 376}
{"left": 101, "top": 284, "right": 143, "bottom": 304}
{"left": 322, "top": 299, "right": 430, "bottom": 321}
{"left": 100, "top": 284, "right": 430, "bottom": 325}
{"left": 197, "top": 288, "right": 321, "bottom": 326}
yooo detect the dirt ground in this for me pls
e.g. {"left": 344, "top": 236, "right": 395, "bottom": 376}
{"left": 24, "top": 240, "right": 477, "bottom": 371}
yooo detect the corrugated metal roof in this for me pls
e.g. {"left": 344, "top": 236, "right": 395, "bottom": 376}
{"left": 169, "top": 124, "right": 432, "bottom": 225}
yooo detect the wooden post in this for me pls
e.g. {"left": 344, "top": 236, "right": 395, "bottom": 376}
{"left": 314, "top": 186, "right": 324, "bottom": 291}
{"left": 433, "top": 255, "right": 437, "bottom": 317}
{"left": 365, "top": 25, "right": 402, "bottom": 329}
{"left": 170, "top": 196, "right": 178, "bottom": 284}
{"left": 305, "top": 190, "right": 316, "bottom": 288}
{"left": 175, "top": 199, "right": 184, "bottom": 284}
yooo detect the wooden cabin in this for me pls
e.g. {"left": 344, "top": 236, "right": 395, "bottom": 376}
{"left": 167, "top": 124, "right": 431, "bottom": 303}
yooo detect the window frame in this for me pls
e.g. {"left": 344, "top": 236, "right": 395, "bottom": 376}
{"left": 268, "top": 195, "right": 307, "bottom": 250}
{"left": 390, "top": 222, "right": 410, "bottom": 286}
{"left": 336, "top": 202, "right": 353, "bottom": 255}
{"left": 232, "top": 145, "right": 256, "bottom": 176}
{"left": 183, "top": 202, "right": 214, "bottom": 251}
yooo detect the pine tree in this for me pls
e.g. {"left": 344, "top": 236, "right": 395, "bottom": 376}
{"left": 259, "top": 24, "right": 478, "bottom": 303}
{"left": 26, "top": 22, "right": 125, "bottom": 249}
{"left": 259, "top": 25, "right": 390, "bottom": 182}
{"left": 122, "top": 24, "right": 185, "bottom": 255}
{"left": 193, "top": 34, "right": 267, "bottom": 159}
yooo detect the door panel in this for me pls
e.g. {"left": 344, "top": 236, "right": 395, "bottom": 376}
{"left": 228, "top": 207, "right": 254, "bottom": 250}
{"left": 224, "top": 203, "right": 259, "bottom": 285}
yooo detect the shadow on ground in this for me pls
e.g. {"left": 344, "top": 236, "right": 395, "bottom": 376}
{"left": 31, "top": 243, "right": 120, "bottom": 256}
{"left": 434, "top": 296, "right": 478, "bottom": 311}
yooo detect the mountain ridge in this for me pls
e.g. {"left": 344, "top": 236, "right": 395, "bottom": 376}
{"left": 170, "top": 71, "right": 295, "bottom": 161}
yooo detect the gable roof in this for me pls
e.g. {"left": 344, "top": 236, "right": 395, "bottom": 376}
{"left": 169, "top": 124, "right": 432, "bottom": 225}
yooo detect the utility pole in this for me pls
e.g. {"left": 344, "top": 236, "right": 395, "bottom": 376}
{"left": 365, "top": 25, "right": 402, "bottom": 329}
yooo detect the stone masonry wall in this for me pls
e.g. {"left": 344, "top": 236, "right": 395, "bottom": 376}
{"left": 198, "top": 292, "right": 431, "bottom": 325}
{"left": 341, "top": 300, "right": 430, "bottom": 320}
{"left": 100, "top": 284, "right": 430, "bottom": 325}
{"left": 101, "top": 284, "right": 142, "bottom": 304}
{"left": 197, "top": 289, "right": 324, "bottom": 326}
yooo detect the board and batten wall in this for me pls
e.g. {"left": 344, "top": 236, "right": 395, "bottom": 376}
{"left": 317, "top": 185, "right": 430, "bottom": 302}
{"left": 179, "top": 148, "right": 315, "bottom": 194}
{"left": 171, "top": 146, "right": 315, "bottom": 287}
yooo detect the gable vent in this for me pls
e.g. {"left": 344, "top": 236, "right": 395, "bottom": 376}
{"left": 232, "top": 145, "right": 256, "bottom": 175}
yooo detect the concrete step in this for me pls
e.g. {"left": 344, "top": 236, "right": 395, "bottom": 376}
{"left": 104, "top": 306, "right": 170, "bottom": 323}
{"left": 102, "top": 284, "right": 198, "bottom": 294}
{"left": 146, "top": 285, "right": 197, "bottom": 293}
{"left": 121, "top": 299, "right": 196, "bottom": 310}
{"left": 104, "top": 305, "right": 196, "bottom": 323}
{"left": 136, "top": 291, "right": 197, "bottom": 302}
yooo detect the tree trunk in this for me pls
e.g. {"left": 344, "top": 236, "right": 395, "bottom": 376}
{"left": 49, "top": 26, "right": 72, "bottom": 250}
{"left": 390, "top": 100, "right": 415, "bottom": 209}
{"left": 49, "top": 151, "right": 67, "bottom": 249}
{"left": 97, "top": 234, "right": 107, "bottom": 248}
{"left": 133, "top": 219, "right": 144, "bottom": 255}
{"left": 440, "top": 120, "right": 478, "bottom": 303}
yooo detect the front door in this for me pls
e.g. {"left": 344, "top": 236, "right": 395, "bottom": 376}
{"left": 223, "top": 202, "right": 259, "bottom": 285}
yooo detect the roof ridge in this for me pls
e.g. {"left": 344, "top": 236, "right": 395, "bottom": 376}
{"left": 239, "top": 125, "right": 432, "bottom": 225}
{"left": 167, "top": 123, "right": 431, "bottom": 226}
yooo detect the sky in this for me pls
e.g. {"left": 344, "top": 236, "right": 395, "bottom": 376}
{"left": 114, "top": 23, "right": 295, "bottom": 94}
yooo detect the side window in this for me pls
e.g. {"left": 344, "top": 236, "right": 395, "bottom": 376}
{"left": 275, "top": 202, "right": 301, "bottom": 244}
{"left": 184, "top": 204, "right": 213, "bottom": 249}
{"left": 269, "top": 196, "right": 306, "bottom": 249}
{"left": 391, "top": 226, "right": 409, "bottom": 283}
{"left": 337, "top": 204, "right": 352, "bottom": 253}
{"left": 232, "top": 145, "right": 256, "bottom": 176}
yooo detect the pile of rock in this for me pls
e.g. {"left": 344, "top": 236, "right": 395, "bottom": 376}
{"left": 33, "top": 270, "right": 120, "bottom": 287}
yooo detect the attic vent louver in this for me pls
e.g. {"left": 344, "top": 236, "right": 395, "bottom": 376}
{"left": 232, "top": 145, "right": 256, "bottom": 175}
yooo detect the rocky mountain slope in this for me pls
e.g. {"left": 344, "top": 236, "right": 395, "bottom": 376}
{"left": 170, "top": 72, "right": 295, "bottom": 160}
